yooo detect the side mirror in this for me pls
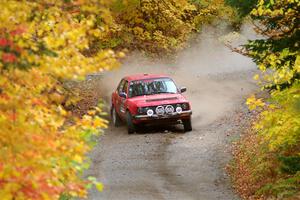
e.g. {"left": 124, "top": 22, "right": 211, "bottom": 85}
{"left": 119, "top": 92, "right": 127, "bottom": 98}
{"left": 180, "top": 87, "right": 187, "bottom": 93}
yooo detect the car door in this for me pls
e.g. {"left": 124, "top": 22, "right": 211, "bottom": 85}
{"left": 118, "top": 80, "right": 128, "bottom": 118}
{"left": 113, "top": 79, "right": 125, "bottom": 115}
{"left": 115, "top": 79, "right": 127, "bottom": 117}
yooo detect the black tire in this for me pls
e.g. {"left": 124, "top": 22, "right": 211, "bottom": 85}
{"left": 126, "top": 111, "right": 136, "bottom": 134}
{"left": 183, "top": 117, "right": 192, "bottom": 132}
{"left": 111, "top": 106, "right": 122, "bottom": 127}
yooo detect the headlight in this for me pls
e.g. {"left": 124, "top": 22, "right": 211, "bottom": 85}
{"left": 147, "top": 109, "right": 154, "bottom": 116}
{"left": 138, "top": 107, "right": 148, "bottom": 114}
{"left": 138, "top": 107, "right": 143, "bottom": 114}
{"left": 182, "top": 103, "right": 189, "bottom": 110}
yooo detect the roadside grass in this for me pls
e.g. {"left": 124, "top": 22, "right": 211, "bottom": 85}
{"left": 228, "top": 128, "right": 300, "bottom": 200}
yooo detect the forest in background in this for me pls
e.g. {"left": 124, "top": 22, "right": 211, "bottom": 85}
{"left": 0, "top": 0, "right": 299, "bottom": 199}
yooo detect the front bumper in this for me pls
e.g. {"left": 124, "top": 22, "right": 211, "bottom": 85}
{"left": 134, "top": 110, "right": 192, "bottom": 121}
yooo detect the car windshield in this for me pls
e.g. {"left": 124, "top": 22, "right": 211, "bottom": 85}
{"left": 128, "top": 78, "right": 177, "bottom": 97}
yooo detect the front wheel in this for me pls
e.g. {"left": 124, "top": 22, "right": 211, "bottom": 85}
{"left": 183, "top": 117, "right": 192, "bottom": 132}
{"left": 111, "top": 106, "right": 122, "bottom": 127}
{"left": 126, "top": 111, "right": 136, "bottom": 134}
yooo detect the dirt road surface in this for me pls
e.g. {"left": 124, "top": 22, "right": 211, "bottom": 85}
{"left": 85, "top": 27, "right": 258, "bottom": 200}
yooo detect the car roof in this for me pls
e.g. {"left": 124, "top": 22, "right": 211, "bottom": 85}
{"left": 124, "top": 74, "right": 170, "bottom": 81}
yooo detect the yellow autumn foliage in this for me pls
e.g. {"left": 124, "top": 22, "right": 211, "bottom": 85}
{"left": 231, "top": 0, "right": 300, "bottom": 198}
{"left": 0, "top": 0, "right": 119, "bottom": 199}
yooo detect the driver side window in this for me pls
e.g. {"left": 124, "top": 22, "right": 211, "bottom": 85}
{"left": 117, "top": 79, "right": 126, "bottom": 94}
{"left": 123, "top": 81, "right": 128, "bottom": 94}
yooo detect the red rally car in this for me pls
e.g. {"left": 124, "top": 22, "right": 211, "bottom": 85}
{"left": 111, "top": 74, "right": 192, "bottom": 134}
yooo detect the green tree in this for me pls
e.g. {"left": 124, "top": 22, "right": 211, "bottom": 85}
{"left": 230, "top": 0, "right": 300, "bottom": 199}
{"left": 245, "top": 0, "right": 299, "bottom": 90}
{"left": 225, "top": 0, "right": 257, "bottom": 17}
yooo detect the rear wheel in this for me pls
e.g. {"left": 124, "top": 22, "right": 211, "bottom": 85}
{"left": 126, "top": 111, "right": 136, "bottom": 134}
{"left": 111, "top": 106, "right": 121, "bottom": 127}
{"left": 183, "top": 117, "right": 192, "bottom": 132}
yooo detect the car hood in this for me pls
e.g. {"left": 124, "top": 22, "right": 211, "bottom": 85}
{"left": 128, "top": 93, "right": 188, "bottom": 107}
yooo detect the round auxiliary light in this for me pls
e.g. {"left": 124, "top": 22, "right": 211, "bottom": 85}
{"left": 147, "top": 109, "right": 154, "bottom": 116}
{"left": 165, "top": 105, "right": 174, "bottom": 114}
{"left": 155, "top": 106, "right": 165, "bottom": 115}
{"left": 176, "top": 106, "right": 183, "bottom": 114}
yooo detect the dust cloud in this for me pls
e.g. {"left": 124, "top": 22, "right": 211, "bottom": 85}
{"left": 95, "top": 24, "right": 258, "bottom": 126}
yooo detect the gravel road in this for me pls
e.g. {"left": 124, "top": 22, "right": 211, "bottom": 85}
{"left": 85, "top": 70, "right": 257, "bottom": 200}
{"left": 84, "top": 27, "right": 258, "bottom": 200}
